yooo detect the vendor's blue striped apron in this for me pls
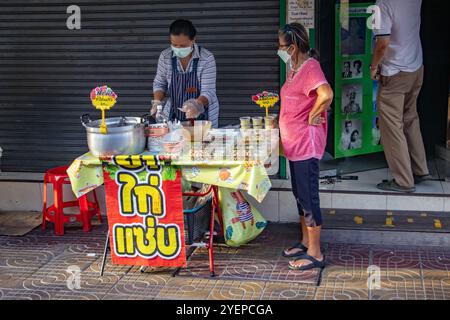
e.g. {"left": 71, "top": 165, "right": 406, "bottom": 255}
{"left": 169, "top": 47, "right": 208, "bottom": 122}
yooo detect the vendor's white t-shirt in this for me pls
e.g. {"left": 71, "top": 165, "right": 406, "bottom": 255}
{"left": 374, "top": 0, "right": 423, "bottom": 76}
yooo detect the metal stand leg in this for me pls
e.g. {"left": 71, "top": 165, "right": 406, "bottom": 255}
{"left": 100, "top": 230, "right": 110, "bottom": 276}
{"left": 213, "top": 186, "right": 223, "bottom": 238}
{"left": 208, "top": 186, "right": 222, "bottom": 277}
{"left": 171, "top": 246, "right": 197, "bottom": 277}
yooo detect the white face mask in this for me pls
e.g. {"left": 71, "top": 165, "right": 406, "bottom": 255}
{"left": 172, "top": 45, "right": 193, "bottom": 58}
{"left": 277, "top": 46, "right": 293, "bottom": 64}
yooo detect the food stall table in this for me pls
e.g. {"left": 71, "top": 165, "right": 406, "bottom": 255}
{"left": 67, "top": 152, "right": 272, "bottom": 277}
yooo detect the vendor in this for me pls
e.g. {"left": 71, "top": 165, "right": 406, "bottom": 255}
{"left": 151, "top": 19, "right": 219, "bottom": 128}
{"left": 278, "top": 23, "right": 334, "bottom": 271}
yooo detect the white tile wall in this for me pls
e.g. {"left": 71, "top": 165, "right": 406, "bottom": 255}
{"left": 332, "top": 193, "right": 387, "bottom": 210}
{"left": 444, "top": 198, "right": 450, "bottom": 213}
{"left": 386, "top": 195, "right": 445, "bottom": 212}
{"left": 0, "top": 181, "right": 107, "bottom": 215}
{"left": 246, "top": 190, "right": 279, "bottom": 222}
{"left": 2, "top": 180, "right": 448, "bottom": 223}
{"left": 278, "top": 191, "right": 300, "bottom": 223}
{"left": 320, "top": 192, "right": 332, "bottom": 209}
{"left": 0, "top": 182, "right": 42, "bottom": 211}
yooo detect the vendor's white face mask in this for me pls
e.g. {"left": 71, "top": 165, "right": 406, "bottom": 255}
{"left": 172, "top": 45, "right": 193, "bottom": 59}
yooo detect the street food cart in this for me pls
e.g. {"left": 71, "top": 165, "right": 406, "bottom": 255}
{"left": 67, "top": 96, "right": 279, "bottom": 276}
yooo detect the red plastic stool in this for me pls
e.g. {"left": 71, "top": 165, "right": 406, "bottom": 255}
{"left": 42, "top": 166, "right": 102, "bottom": 236}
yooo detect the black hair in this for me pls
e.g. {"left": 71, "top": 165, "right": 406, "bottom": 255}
{"left": 278, "top": 23, "right": 319, "bottom": 60}
{"left": 345, "top": 120, "right": 352, "bottom": 127}
{"left": 169, "top": 19, "right": 197, "bottom": 40}
{"left": 351, "top": 130, "right": 360, "bottom": 141}
{"left": 344, "top": 61, "right": 351, "bottom": 67}
{"left": 353, "top": 60, "right": 362, "bottom": 68}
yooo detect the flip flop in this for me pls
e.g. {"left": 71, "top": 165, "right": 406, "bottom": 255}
{"left": 289, "top": 254, "right": 326, "bottom": 271}
{"left": 282, "top": 242, "right": 309, "bottom": 258}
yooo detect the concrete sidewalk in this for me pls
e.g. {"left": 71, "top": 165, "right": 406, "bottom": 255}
{"left": 0, "top": 223, "right": 449, "bottom": 300}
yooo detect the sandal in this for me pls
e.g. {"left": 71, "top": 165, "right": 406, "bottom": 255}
{"left": 289, "top": 254, "right": 326, "bottom": 271}
{"left": 282, "top": 242, "right": 308, "bottom": 258}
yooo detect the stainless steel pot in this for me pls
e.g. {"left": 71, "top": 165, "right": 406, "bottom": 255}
{"left": 81, "top": 114, "right": 147, "bottom": 157}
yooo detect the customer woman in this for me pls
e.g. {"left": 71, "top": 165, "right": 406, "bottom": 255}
{"left": 278, "top": 23, "right": 334, "bottom": 271}
{"left": 152, "top": 19, "right": 219, "bottom": 127}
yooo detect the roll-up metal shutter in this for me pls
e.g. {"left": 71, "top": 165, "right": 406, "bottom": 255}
{"left": 0, "top": 0, "right": 280, "bottom": 173}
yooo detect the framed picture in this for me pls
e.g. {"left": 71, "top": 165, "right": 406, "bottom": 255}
{"left": 340, "top": 119, "right": 363, "bottom": 151}
{"left": 342, "top": 59, "right": 363, "bottom": 79}
{"left": 341, "top": 17, "right": 367, "bottom": 56}
{"left": 342, "top": 84, "right": 363, "bottom": 114}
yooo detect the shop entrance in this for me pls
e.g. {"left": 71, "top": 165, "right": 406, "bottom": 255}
{"left": 315, "top": 0, "right": 450, "bottom": 185}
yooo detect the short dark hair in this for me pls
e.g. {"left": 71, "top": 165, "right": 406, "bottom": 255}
{"left": 353, "top": 60, "right": 362, "bottom": 68}
{"left": 169, "top": 19, "right": 197, "bottom": 39}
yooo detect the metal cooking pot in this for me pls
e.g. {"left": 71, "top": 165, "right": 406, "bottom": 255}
{"left": 81, "top": 114, "right": 147, "bottom": 157}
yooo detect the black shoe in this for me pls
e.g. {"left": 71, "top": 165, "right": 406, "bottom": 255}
{"left": 413, "top": 174, "right": 433, "bottom": 184}
{"left": 377, "top": 180, "right": 416, "bottom": 193}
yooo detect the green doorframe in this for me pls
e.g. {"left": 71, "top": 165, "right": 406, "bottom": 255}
{"left": 279, "top": 0, "right": 287, "bottom": 179}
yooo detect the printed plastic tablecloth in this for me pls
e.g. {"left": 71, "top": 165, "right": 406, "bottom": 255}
{"left": 67, "top": 152, "right": 272, "bottom": 203}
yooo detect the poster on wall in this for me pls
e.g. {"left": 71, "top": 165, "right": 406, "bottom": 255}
{"left": 103, "top": 155, "right": 186, "bottom": 267}
{"left": 288, "top": 0, "right": 315, "bottom": 30}
{"left": 334, "top": 2, "right": 383, "bottom": 159}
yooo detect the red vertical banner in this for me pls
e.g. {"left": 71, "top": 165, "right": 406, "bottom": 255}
{"left": 103, "top": 156, "right": 186, "bottom": 267}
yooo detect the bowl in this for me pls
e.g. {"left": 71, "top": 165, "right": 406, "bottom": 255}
{"left": 146, "top": 124, "right": 169, "bottom": 138}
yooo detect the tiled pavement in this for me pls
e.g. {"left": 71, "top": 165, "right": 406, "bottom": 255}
{"left": 0, "top": 223, "right": 449, "bottom": 300}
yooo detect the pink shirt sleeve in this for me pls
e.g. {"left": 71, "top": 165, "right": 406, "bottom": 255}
{"left": 302, "top": 60, "right": 329, "bottom": 97}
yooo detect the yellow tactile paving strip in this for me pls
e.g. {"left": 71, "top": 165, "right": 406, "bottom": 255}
{"left": 323, "top": 209, "right": 450, "bottom": 232}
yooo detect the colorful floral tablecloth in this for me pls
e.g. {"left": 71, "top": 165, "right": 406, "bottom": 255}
{"left": 67, "top": 152, "right": 272, "bottom": 203}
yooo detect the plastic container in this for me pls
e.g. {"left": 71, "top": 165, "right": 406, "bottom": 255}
{"left": 240, "top": 117, "right": 251, "bottom": 129}
{"left": 146, "top": 124, "right": 169, "bottom": 153}
{"left": 264, "top": 116, "right": 276, "bottom": 129}
{"left": 251, "top": 117, "right": 263, "bottom": 128}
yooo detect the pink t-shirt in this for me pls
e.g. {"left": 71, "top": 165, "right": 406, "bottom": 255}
{"left": 280, "top": 58, "right": 329, "bottom": 161}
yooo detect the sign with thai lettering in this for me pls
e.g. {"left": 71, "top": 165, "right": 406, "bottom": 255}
{"left": 288, "top": 0, "right": 315, "bottom": 29}
{"left": 103, "top": 156, "right": 186, "bottom": 267}
{"left": 252, "top": 92, "right": 280, "bottom": 117}
{"left": 90, "top": 85, "right": 117, "bottom": 110}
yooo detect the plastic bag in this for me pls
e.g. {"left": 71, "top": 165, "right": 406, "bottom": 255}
{"left": 219, "top": 188, "right": 267, "bottom": 247}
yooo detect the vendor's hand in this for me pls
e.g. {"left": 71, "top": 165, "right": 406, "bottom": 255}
{"left": 150, "top": 100, "right": 162, "bottom": 116}
{"left": 181, "top": 99, "right": 205, "bottom": 119}
{"left": 309, "top": 114, "right": 326, "bottom": 126}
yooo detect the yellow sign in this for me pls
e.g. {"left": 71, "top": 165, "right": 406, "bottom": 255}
{"left": 252, "top": 91, "right": 280, "bottom": 117}
{"left": 92, "top": 95, "right": 116, "bottom": 110}
{"left": 90, "top": 85, "right": 118, "bottom": 134}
